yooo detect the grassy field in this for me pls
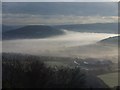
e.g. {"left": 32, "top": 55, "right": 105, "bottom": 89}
{"left": 98, "top": 72, "right": 118, "bottom": 88}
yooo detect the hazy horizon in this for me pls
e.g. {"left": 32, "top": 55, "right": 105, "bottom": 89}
{"left": 2, "top": 2, "right": 118, "bottom": 25}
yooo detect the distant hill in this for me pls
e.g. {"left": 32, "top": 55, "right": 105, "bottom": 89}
{"left": 54, "top": 23, "right": 117, "bottom": 34}
{"left": 3, "top": 25, "right": 64, "bottom": 40}
{"left": 2, "top": 25, "right": 23, "bottom": 33}
{"left": 99, "top": 36, "right": 119, "bottom": 45}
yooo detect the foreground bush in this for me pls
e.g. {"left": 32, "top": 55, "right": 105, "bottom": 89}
{"left": 2, "top": 53, "right": 85, "bottom": 88}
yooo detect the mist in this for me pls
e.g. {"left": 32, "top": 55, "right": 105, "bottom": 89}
{"left": 2, "top": 30, "right": 118, "bottom": 62}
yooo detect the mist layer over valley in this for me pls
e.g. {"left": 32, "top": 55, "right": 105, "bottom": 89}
{"left": 2, "top": 29, "right": 118, "bottom": 63}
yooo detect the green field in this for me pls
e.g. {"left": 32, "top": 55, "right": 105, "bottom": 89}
{"left": 98, "top": 72, "right": 118, "bottom": 88}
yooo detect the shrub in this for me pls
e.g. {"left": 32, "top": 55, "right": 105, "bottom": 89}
{"left": 2, "top": 53, "right": 85, "bottom": 88}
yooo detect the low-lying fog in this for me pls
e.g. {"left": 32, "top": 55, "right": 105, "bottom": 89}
{"left": 2, "top": 30, "right": 118, "bottom": 62}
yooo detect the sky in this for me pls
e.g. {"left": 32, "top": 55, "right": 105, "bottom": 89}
{"left": 2, "top": 2, "right": 118, "bottom": 25}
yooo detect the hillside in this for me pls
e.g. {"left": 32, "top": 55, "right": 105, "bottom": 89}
{"left": 3, "top": 25, "right": 64, "bottom": 40}
{"left": 98, "top": 72, "right": 118, "bottom": 88}
{"left": 54, "top": 23, "right": 117, "bottom": 34}
{"left": 99, "top": 36, "right": 119, "bottom": 45}
{"left": 2, "top": 25, "right": 23, "bottom": 33}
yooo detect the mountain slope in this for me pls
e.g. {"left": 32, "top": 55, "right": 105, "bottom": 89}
{"left": 2, "top": 25, "right": 23, "bottom": 33}
{"left": 54, "top": 23, "right": 117, "bottom": 34}
{"left": 99, "top": 36, "right": 119, "bottom": 45}
{"left": 3, "top": 25, "right": 64, "bottom": 40}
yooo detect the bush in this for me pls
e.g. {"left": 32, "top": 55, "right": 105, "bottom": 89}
{"left": 2, "top": 53, "right": 86, "bottom": 88}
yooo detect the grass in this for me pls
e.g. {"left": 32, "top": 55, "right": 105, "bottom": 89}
{"left": 98, "top": 72, "right": 118, "bottom": 88}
